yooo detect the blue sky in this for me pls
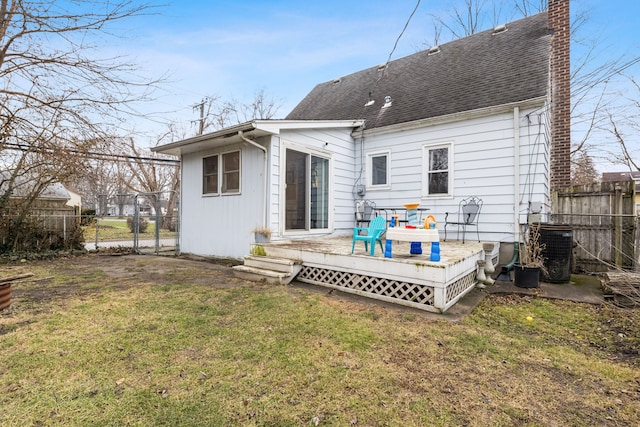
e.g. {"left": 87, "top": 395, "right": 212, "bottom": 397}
{"left": 116, "top": 0, "right": 640, "bottom": 162}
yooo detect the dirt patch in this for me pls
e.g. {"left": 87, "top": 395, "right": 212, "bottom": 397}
{"left": 3, "top": 253, "right": 245, "bottom": 307}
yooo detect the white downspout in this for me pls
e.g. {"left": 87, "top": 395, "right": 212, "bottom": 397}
{"left": 238, "top": 130, "right": 268, "bottom": 230}
{"left": 513, "top": 107, "right": 520, "bottom": 243}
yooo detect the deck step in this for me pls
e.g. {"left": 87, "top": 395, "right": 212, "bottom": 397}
{"left": 243, "top": 255, "right": 299, "bottom": 273}
{"left": 232, "top": 256, "right": 302, "bottom": 285}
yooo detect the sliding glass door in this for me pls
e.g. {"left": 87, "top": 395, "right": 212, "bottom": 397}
{"left": 285, "top": 148, "right": 329, "bottom": 231}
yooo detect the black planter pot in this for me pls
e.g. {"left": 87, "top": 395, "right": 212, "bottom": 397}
{"left": 513, "top": 264, "right": 540, "bottom": 288}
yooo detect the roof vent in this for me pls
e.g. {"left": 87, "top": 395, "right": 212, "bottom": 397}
{"left": 492, "top": 24, "right": 507, "bottom": 35}
{"left": 377, "top": 64, "right": 387, "bottom": 72}
{"left": 427, "top": 46, "right": 440, "bottom": 55}
{"left": 333, "top": 78, "right": 341, "bottom": 84}
{"left": 382, "top": 96, "right": 392, "bottom": 108}
{"left": 364, "top": 99, "right": 375, "bottom": 107}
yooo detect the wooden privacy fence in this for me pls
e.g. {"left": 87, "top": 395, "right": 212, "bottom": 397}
{"left": 1, "top": 198, "right": 82, "bottom": 252}
{"left": 552, "top": 181, "right": 639, "bottom": 272}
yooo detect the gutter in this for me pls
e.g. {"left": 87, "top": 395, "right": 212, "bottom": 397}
{"left": 238, "top": 130, "right": 268, "bottom": 230}
{"left": 514, "top": 106, "right": 520, "bottom": 244}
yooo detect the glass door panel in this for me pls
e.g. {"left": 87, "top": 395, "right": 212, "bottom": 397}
{"left": 285, "top": 149, "right": 330, "bottom": 231}
{"left": 285, "top": 149, "right": 307, "bottom": 230}
{"left": 310, "top": 156, "right": 329, "bottom": 229}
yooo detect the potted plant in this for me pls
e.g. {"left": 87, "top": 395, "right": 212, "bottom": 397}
{"left": 252, "top": 227, "right": 272, "bottom": 243}
{"left": 514, "top": 223, "right": 547, "bottom": 288}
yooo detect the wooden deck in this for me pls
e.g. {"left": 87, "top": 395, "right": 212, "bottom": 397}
{"left": 248, "top": 236, "right": 498, "bottom": 313}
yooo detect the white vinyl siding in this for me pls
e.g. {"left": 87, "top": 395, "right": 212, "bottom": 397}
{"left": 183, "top": 143, "right": 263, "bottom": 258}
{"left": 354, "top": 105, "right": 550, "bottom": 242}
{"left": 278, "top": 128, "right": 356, "bottom": 235}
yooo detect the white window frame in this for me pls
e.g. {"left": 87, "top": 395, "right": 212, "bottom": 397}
{"left": 422, "top": 142, "right": 453, "bottom": 198}
{"left": 221, "top": 150, "right": 241, "bottom": 195}
{"left": 202, "top": 154, "right": 219, "bottom": 196}
{"left": 201, "top": 149, "right": 241, "bottom": 196}
{"left": 366, "top": 150, "right": 391, "bottom": 190}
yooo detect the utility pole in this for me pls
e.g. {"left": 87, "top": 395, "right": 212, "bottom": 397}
{"left": 192, "top": 98, "right": 207, "bottom": 135}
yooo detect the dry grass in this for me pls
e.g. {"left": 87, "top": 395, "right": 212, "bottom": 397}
{"left": 83, "top": 218, "right": 177, "bottom": 243}
{"left": 0, "top": 255, "right": 638, "bottom": 426}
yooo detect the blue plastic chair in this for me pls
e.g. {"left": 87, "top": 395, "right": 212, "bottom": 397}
{"left": 351, "top": 215, "right": 387, "bottom": 256}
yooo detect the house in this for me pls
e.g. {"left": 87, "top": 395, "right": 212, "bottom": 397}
{"left": 153, "top": 1, "right": 570, "bottom": 261}
{"left": 0, "top": 172, "right": 73, "bottom": 213}
{"left": 102, "top": 195, "right": 156, "bottom": 217}
{"left": 0, "top": 174, "right": 80, "bottom": 251}
{"left": 602, "top": 171, "right": 640, "bottom": 215}
{"left": 65, "top": 187, "right": 82, "bottom": 214}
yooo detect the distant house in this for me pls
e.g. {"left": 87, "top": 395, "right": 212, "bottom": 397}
{"left": 154, "top": 1, "right": 570, "bottom": 259}
{"left": 65, "top": 187, "right": 82, "bottom": 214}
{"left": 602, "top": 171, "right": 640, "bottom": 215}
{"left": 104, "top": 196, "right": 156, "bottom": 217}
{"left": 0, "top": 174, "right": 77, "bottom": 248}
{"left": 0, "top": 173, "right": 72, "bottom": 213}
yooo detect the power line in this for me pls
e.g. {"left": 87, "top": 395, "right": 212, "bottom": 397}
{"left": 358, "top": 0, "right": 422, "bottom": 126}
{"left": 353, "top": 0, "right": 422, "bottom": 195}
{"left": 2, "top": 142, "right": 180, "bottom": 166}
{"left": 385, "top": 0, "right": 421, "bottom": 66}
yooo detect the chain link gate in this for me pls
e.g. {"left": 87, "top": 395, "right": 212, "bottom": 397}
{"left": 133, "top": 191, "right": 179, "bottom": 255}
{"left": 90, "top": 191, "right": 179, "bottom": 255}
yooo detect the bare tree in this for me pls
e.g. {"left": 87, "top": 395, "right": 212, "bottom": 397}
{"left": 121, "top": 138, "right": 180, "bottom": 231}
{"left": 0, "top": 0, "right": 161, "bottom": 221}
{"left": 70, "top": 155, "right": 133, "bottom": 215}
{"left": 605, "top": 75, "right": 640, "bottom": 171}
{"left": 571, "top": 151, "right": 599, "bottom": 185}
{"left": 513, "top": 0, "right": 546, "bottom": 16}
{"left": 194, "top": 89, "right": 281, "bottom": 135}
{"left": 427, "top": 0, "right": 507, "bottom": 43}
{"left": 424, "top": 1, "right": 640, "bottom": 174}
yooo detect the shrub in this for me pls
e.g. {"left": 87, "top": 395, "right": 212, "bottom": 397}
{"left": 80, "top": 209, "right": 96, "bottom": 226}
{"left": 126, "top": 216, "right": 149, "bottom": 233}
{"left": 0, "top": 215, "right": 85, "bottom": 253}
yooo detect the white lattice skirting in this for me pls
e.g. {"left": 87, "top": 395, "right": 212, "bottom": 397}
{"left": 297, "top": 265, "right": 477, "bottom": 312}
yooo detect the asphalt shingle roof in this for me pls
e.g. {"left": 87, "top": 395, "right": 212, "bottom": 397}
{"left": 286, "top": 12, "right": 551, "bottom": 130}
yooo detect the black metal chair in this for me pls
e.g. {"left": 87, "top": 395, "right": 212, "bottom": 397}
{"left": 444, "top": 196, "right": 482, "bottom": 243}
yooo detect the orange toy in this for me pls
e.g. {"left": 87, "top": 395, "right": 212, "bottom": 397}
{"left": 424, "top": 215, "right": 437, "bottom": 229}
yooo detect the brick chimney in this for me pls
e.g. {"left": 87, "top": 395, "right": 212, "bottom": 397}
{"left": 549, "top": 0, "right": 571, "bottom": 190}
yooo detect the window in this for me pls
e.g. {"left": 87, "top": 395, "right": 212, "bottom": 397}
{"left": 366, "top": 151, "right": 390, "bottom": 189}
{"left": 423, "top": 143, "right": 452, "bottom": 196}
{"left": 203, "top": 155, "right": 218, "bottom": 194}
{"left": 222, "top": 151, "right": 240, "bottom": 194}
{"left": 202, "top": 150, "right": 241, "bottom": 195}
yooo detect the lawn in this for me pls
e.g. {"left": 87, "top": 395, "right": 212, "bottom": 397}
{"left": 1, "top": 255, "right": 638, "bottom": 426}
{"left": 83, "top": 217, "right": 177, "bottom": 243}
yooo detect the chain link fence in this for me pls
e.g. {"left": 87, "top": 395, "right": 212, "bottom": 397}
{"left": 0, "top": 212, "right": 179, "bottom": 255}
{"left": 0, "top": 192, "right": 179, "bottom": 255}
{"left": 90, "top": 192, "right": 179, "bottom": 255}
{"left": 86, "top": 214, "right": 179, "bottom": 254}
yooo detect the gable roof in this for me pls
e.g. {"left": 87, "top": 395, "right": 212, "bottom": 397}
{"left": 602, "top": 171, "right": 640, "bottom": 182}
{"left": 286, "top": 12, "right": 551, "bottom": 130}
{"left": 0, "top": 171, "right": 70, "bottom": 200}
{"left": 602, "top": 171, "right": 640, "bottom": 193}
